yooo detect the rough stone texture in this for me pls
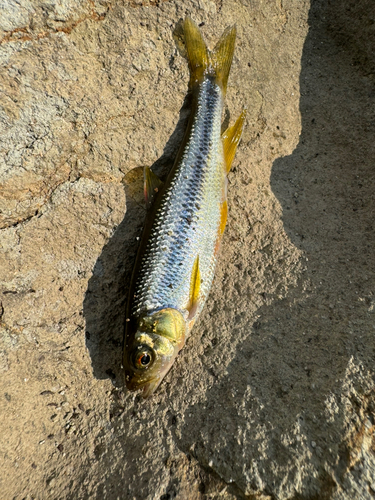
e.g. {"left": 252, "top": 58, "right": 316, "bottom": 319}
{"left": 1, "top": 0, "right": 374, "bottom": 499}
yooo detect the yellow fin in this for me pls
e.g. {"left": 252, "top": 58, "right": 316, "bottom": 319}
{"left": 144, "top": 166, "right": 163, "bottom": 209}
{"left": 183, "top": 17, "right": 236, "bottom": 93}
{"left": 211, "top": 25, "right": 237, "bottom": 94}
{"left": 219, "top": 200, "right": 228, "bottom": 235}
{"left": 222, "top": 109, "right": 246, "bottom": 173}
{"left": 183, "top": 17, "right": 210, "bottom": 88}
{"left": 172, "top": 19, "right": 187, "bottom": 60}
{"left": 188, "top": 255, "right": 201, "bottom": 319}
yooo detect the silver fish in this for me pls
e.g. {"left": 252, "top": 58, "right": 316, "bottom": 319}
{"left": 124, "top": 17, "right": 245, "bottom": 397}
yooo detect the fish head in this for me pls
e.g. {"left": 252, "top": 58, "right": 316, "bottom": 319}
{"left": 124, "top": 308, "right": 186, "bottom": 397}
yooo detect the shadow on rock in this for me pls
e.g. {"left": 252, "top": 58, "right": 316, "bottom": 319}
{"left": 176, "top": 0, "right": 375, "bottom": 497}
{"left": 83, "top": 94, "right": 192, "bottom": 384}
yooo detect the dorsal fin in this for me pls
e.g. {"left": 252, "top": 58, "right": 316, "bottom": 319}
{"left": 222, "top": 109, "right": 246, "bottom": 173}
{"left": 144, "top": 167, "right": 163, "bottom": 209}
{"left": 187, "top": 255, "right": 201, "bottom": 319}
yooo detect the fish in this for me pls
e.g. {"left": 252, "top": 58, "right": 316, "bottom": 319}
{"left": 123, "top": 17, "right": 245, "bottom": 397}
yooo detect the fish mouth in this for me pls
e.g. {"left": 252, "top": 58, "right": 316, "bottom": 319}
{"left": 142, "top": 378, "right": 162, "bottom": 398}
{"left": 125, "top": 371, "right": 160, "bottom": 398}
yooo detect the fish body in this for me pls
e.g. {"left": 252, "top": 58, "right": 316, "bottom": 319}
{"left": 134, "top": 76, "right": 224, "bottom": 327}
{"left": 124, "top": 18, "right": 245, "bottom": 397}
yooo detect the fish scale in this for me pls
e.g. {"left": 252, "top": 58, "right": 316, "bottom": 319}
{"left": 133, "top": 78, "right": 225, "bottom": 323}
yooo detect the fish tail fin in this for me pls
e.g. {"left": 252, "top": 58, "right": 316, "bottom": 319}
{"left": 183, "top": 17, "right": 236, "bottom": 93}
{"left": 184, "top": 17, "right": 210, "bottom": 88}
{"left": 210, "top": 25, "right": 237, "bottom": 94}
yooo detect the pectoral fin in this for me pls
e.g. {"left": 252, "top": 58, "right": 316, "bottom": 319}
{"left": 187, "top": 255, "right": 201, "bottom": 319}
{"left": 144, "top": 167, "right": 163, "bottom": 209}
{"left": 222, "top": 109, "right": 246, "bottom": 173}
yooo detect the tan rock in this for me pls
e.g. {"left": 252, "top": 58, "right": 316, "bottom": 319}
{"left": 1, "top": 0, "right": 374, "bottom": 498}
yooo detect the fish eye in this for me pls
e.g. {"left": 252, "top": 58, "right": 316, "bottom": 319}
{"left": 140, "top": 353, "right": 151, "bottom": 365}
{"left": 132, "top": 345, "right": 154, "bottom": 370}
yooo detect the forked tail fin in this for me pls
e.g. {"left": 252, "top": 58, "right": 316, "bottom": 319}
{"left": 183, "top": 17, "right": 236, "bottom": 94}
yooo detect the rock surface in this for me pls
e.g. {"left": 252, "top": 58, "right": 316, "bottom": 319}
{"left": 1, "top": 0, "right": 374, "bottom": 499}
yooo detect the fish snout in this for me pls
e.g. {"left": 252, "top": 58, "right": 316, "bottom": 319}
{"left": 124, "top": 369, "right": 158, "bottom": 396}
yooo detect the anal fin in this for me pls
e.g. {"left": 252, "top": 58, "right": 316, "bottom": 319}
{"left": 144, "top": 167, "right": 163, "bottom": 209}
{"left": 222, "top": 109, "right": 246, "bottom": 173}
